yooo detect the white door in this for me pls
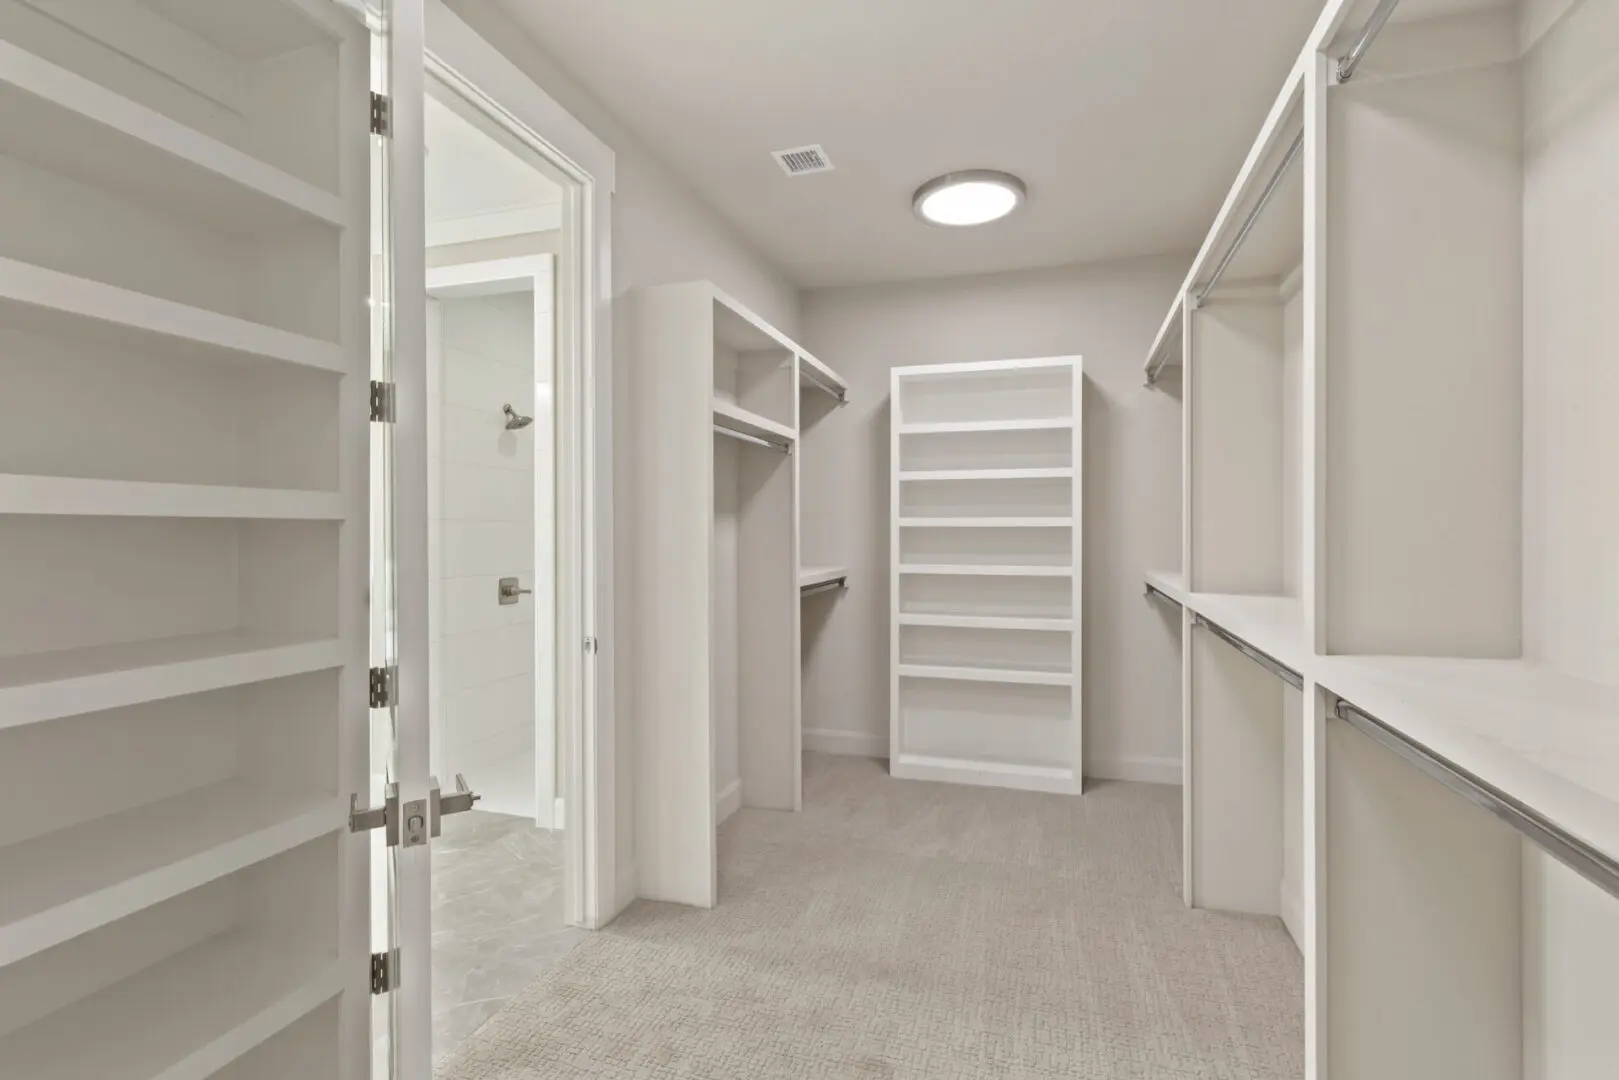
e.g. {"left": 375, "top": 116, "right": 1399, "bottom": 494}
{"left": 0, "top": 0, "right": 395, "bottom": 1077}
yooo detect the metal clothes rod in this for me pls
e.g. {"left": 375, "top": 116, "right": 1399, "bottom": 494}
{"left": 714, "top": 424, "right": 790, "bottom": 453}
{"left": 1337, "top": 0, "right": 1404, "bottom": 82}
{"left": 1194, "top": 131, "right": 1304, "bottom": 309}
{"left": 1144, "top": 582, "right": 1181, "bottom": 607}
{"left": 801, "top": 367, "right": 847, "bottom": 403}
{"left": 800, "top": 577, "right": 847, "bottom": 598}
{"left": 1193, "top": 614, "right": 1303, "bottom": 690}
{"left": 1334, "top": 700, "right": 1619, "bottom": 903}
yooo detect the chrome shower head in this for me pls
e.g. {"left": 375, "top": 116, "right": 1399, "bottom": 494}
{"left": 503, "top": 404, "right": 534, "bottom": 430}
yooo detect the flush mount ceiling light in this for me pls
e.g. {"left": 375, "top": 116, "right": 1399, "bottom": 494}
{"left": 913, "top": 170, "right": 1026, "bottom": 227}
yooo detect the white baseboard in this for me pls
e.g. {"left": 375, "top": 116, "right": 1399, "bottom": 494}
{"left": 715, "top": 779, "right": 743, "bottom": 824}
{"left": 802, "top": 728, "right": 887, "bottom": 758}
{"left": 1087, "top": 754, "right": 1183, "bottom": 786}
{"left": 1279, "top": 880, "right": 1304, "bottom": 954}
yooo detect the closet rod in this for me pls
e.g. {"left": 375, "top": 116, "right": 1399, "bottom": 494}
{"left": 1193, "top": 614, "right": 1303, "bottom": 690}
{"left": 1194, "top": 131, "right": 1304, "bottom": 308}
{"left": 801, "top": 367, "right": 847, "bottom": 403}
{"left": 714, "top": 425, "right": 790, "bottom": 453}
{"left": 801, "top": 577, "right": 847, "bottom": 597}
{"left": 1334, "top": 699, "right": 1619, "bottom": 902}
{"left": 1144, "top": 582, "right": 1181, "bottom": 607}
{"left": 1336, "top": 0, "right": 1404, "bottom": 82}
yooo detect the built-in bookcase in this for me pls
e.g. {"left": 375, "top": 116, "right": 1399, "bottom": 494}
{"left": 890, "top": 357, "right": 1083, "bottom": 794}
{"left": 0, "top": 1, "right": 371, "bottom": 1077}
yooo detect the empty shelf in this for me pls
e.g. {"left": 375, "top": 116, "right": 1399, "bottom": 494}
{"left": 712, "top": 398, "right": 795, "bottom": 445}
{"left": 1143, "top": 569, "right": 1187, "bottom": 606}
{"left": 898, "top": 663, "right": 1072, "bottom": 687}
{"left": 899, "top": 564, "right": 1072, "bottom": 577}
{"left": 1181, "top": 590, "right": 1306, "bottom": 676}
{"left": 899, "top": 614, "right": 1072, "bottom": 632}
{"left": 799, "top": 565, "right": 849, "bottom": 590}
{"left": 0, "top": 258, "right": 347, "bottom": 374}
{"left": 0, "top": 930, "right": 341, "bottom": 1080}
{"left": 899, "top": 418, "right": 1073, "bottom": 435}
{"left": 0, "top": 476, "right": 345, "bottom": 520}
{"left": 0, "top": 40, "right": 345, "bottom": 232}
{"left": 0, "top": 780, "right": 343, "bottom": 967}
{"left": 797, "top": 351, "right": 848, "bottom": 400}
{"left": 900, "top": 468, "right": 1074, "bottom": 482}
{"left": 899, "top": 517, "right": 1072, "bottom": 529}
{"left": 0, "top": 631, "right": 345, "bottom": 731}
{"left": 892, "top": 754, "right": 1079, "bottom": 794}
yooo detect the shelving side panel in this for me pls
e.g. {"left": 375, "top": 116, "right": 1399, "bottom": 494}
{"left": 738, "top": 445, "right": 799, "bottom": 813}
{"left": 1069, "top": 363, "right": 1083, "bottom": 784}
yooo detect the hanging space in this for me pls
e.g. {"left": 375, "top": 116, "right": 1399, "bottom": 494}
{"left": 1313, "top": 0, "right": 1619, "bottom": 1074}
{"left": 795, "top": 348, "right": 851, "bottom": 737}
{"left": 630, "top": 282, "right": 802, "bottom": 908}
{"left": 889, "top": 358, "right": 1083, "bottom": 794}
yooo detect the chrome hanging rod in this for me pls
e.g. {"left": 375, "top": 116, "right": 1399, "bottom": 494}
{"left": 1193, "top": 614, "right": 1303, "bottom": 690}
{"left": 1333, "top": 699, "right": 1619, "bottom": 902}
{"left": 1194, "top": 131, "right": 1305, "bottom": 309}
{"left": 801, "top": 367, "right": 847, "bottom": 403}
{"left": 1144, "top": 582, "right": 1181, "bottom": 607}
{"left": 713, "top": 425, "right": 790, "bottom": 453}
{"left": 800, "top": 576, "right": 847, "bottom": 598}
{"left": 1336, "top": 0, "right": 1404, "bottom": 83}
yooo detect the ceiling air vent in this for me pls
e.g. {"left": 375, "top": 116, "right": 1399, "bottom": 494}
{"left": 772, "top": 144, "right": 834, "bottom": 176}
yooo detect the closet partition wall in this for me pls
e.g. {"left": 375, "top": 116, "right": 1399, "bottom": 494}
{"left": 1144, "top": 0, "right": 1619, "bottom": 1074}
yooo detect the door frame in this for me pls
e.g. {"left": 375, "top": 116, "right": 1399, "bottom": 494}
{"left": 425, "top": 2, "right": 619, "bottom": 932}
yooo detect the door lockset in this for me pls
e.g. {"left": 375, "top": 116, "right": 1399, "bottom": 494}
{"left": 429, "top": 773, "right": 480, "bottom": 838}
{"left": 351, "top": 774, "right": 480, "bottom": 847}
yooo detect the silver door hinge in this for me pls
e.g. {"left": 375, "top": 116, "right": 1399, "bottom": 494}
{"left": 370, "top": 91, "right": 391, "bottom": 136}
{"left": 370, "top": 381, "right": 395, "bottom": 423}
{"left": 371, "top": 948, "right": 401, "bottom": 994}
{"left": 369, "top": 665, "right": 397, "bottom": 708}
{"left": 584, "top": 636, "right": 598, "bottom": 655}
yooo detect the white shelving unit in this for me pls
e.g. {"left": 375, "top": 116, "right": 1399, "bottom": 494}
{"left": 1144, "top": 0, "right": 1619, "bottom": 1074}
{"left": 0, "top": 2, "right": 371, "bottom": 1077}
{"left": 630, "top": 282, "right": 846, "bottom": 909}
{"left": 890, "top": 357, "right": 1083, "bottom": 794}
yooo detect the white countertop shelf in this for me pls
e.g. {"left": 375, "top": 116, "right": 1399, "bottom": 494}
{"left": 0, "top": 631, "right": 345, "bottom": 731}
{"left": 0, "top": 475, "right": 346, "bottom": 520}
{"left": 0, "top": 929, "right": 342, "bottom": 1080}
{"left": 712, "top": 398, "right": 795, "bottom": 445}
{"left": 898, "top": 662, "right": 1072, "bottom": 687}
{"left": 0, "top": 780, "right": 343, "bottom": 967}
{"left": 799, "top": 565, "right": 848, "bottom": 590}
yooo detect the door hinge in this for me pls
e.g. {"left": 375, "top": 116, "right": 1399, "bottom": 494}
{"left": 369, "top": 665, "right": 397, "bottom": 708}
{"left": 370, "top": 380, "right": 395, "bottom": 423}
{"left": 370, "top": 91, "right": 391, "bottom": 136}
{"left": 371, "top": 948, "right": 401, "bottom": 994}
{"left": 584, "top": 635, "right": 598, "bottom": 655}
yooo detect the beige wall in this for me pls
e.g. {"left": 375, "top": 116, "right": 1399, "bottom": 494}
{"left": 800, "top": 256, "right": 1188, "bottom": 781}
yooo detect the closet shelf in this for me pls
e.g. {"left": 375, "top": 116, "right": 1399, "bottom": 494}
{"left": 712, "top": 398, "right": 795, "bottom": 445}
{"left": 899, "top": 418, "right": 1072, "bottom": 435}
{"left": 892, "top": 754, "right": 1079, "bottom": 794}
{"left": 0, "top": 780, "right": 343, "bottom": 967}
{"left": 799, "top": 565, "right": 848, "bottom": 590}
{"left": 0, "top": 40, "right": 346, "bottom": 230}
{"left": 900, "top": 564, "right": 1072, "bottom": 578}
{"left": 899, "top": 613, "right": 1073, "bottom": 632}
{"left": 895, "top": 357, "right": 1078, "bottom": 378}
{"left": 0, "top": 631, "right": 345, "bottom": 732}
{"left": 898, "top": 663, "right": 1072, "bottom": 687}
{"left": 900, "top": 467, "right": 1073, "bottom": 482}
{"left": 899, "top": 516, "right": 1071, "bottom": 529}
{"left": 0, "top": 257, "right": 347, "bottom": 374}
{"left": 0, "top": 931, "right": 342, "bottom": 1080}
{"left": 797, "top": 350, "right": 848, "bottom": 401}
{"left": 1177, "top": 588, "right": 1306, "bottom": 676}
{"left": 0, "top": 475, "right": 346, "bottom": 520}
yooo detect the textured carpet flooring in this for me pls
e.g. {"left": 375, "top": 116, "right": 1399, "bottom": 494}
{"left": 437, "top": 753, "right": 1302, "bottom": 1079}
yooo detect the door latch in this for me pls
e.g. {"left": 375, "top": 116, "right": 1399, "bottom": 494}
{"left": 430, "top": 773, "right": 480, "bottom": 837}
{"left": 349, "top": 782, "right": 400, "bottom": 846}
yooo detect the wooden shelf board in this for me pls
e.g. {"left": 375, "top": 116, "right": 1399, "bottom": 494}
{"left": 0, "top": 931, "right": 341, "bottom": 1080}
{"left": 899, "top": 564, "right": 1072, "bottom": 578}
{"left": 1180, "top": 589, "right": 1307, "bottom": 675}
{"left": 0, "top": 475, "right": 345, "bottom": 520}
{"left": 0, "top": 631, "right": 345, "bottom": 731}
{"left": 898, "top": 662, "right": 1072, "bottom": 687}
{"left": 900, "top": 468, "right": 1073, "bottom": 482}
{"left": 1143, "top": 569, "right": 1188, "bottom": 606}
{"left": 899, "top": 516, "right": 1072, "bottom": 529}
{"left": 899, "top": 613, "right": 1072, "bottom": 632}
{"left": 799, "top": 565, "right": 848, "bottom": 590}
{"left": 0, "top": 41, "right": 345, "bottom": 233}
{"left": 711, "top": 398, "right": 795, "bottom": 445}
{"left": 0, "top": 780, "right": 343, "bottom": 968}
{"left": 797, "top": 350, "right": 848, "bottom": 399}
{"left": 892, "top": 754, "right": 1080, "bottom": 795}
{"left": 0, "top": 258, "right": 347, "bottom": 374}
{"left": 898, "top": 418, "right": 1072, "bottom": 435}
{"left": 894, "top": 356, "right": 1078, "bottom": 379}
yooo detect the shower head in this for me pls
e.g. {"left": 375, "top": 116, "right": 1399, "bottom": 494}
{"left": 503, "top": 404, "right": 534, "bottom": 431}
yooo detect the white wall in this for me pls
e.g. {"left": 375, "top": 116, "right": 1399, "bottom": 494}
{"left": 800, "top": 256, "right": 1187, "bottom": 781}
{"left": 442, "top": 0, "right": 802, "bottom": 897}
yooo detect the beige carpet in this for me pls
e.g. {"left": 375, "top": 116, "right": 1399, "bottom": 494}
{"left": 437, "top": 753, "right": 1302, "bottom": 1079}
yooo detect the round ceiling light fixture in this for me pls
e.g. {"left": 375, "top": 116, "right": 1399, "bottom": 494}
{"left": 913, "top": 170, "right": 1026, "bottom": 227}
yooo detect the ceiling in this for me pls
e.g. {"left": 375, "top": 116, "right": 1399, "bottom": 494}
{"left": 425, "top": 93, "right": 562, "bottom": 247}
{"left": 491, "top": 0, "right": 1326, "bottom": 287}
